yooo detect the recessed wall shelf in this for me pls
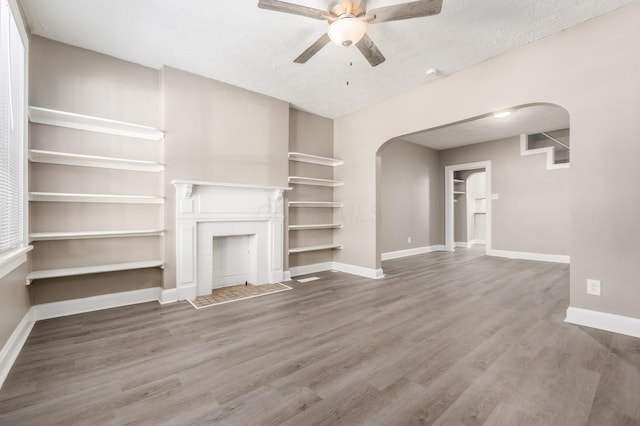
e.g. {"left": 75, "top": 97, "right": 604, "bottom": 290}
{"left": 26, "top": 260, "right": 164, "bottom": 284}
{"left": 288, "top": 176, "right": 343, "bottom": 187}
{"left": 29, "top": 229, "right": 165, "bottom": 242}
{"left": 288, "top": 152, "right": 344, "bottom": 167}
{"left": 288, "top": 244, "right": 343, "bottom": 254}
{"left": 287, "top": 150, "right": 344, "bottom": 266}
{"left": 288, "top": 224, "right": 343, "bottom": 231}
{"left": 28, "top": 106, "right": 164, "bottom": 141}
{"left": 29, "top": 149, "right": 164, "bottom": 172}
{"left": 29, "top": 192, "right": 164, "bottom": 204}
{"left": 288, "top": 201, "right": 343, "bottom": 208}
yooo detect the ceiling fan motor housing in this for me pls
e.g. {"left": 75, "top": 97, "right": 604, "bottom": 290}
{"left": 329, "top": 0, "right": 367, "bottom": 18}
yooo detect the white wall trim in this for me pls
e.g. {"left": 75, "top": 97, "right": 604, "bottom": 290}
{"left": 445, "top": 161, "right": 492, "bottom": 254}
{"left": 288, "top": 262, "right": 334, "bottom": 278}
{"left": 333, "top": 262, "right": 384, "bottom": 279}
{"left": 0, "top": 246, "right": 32, "bottom": 281}
{"left": 520, "top": 134, "right": 570, "bottom": 170}
{"left": 0, "top": 308, "right": 36, "bottom": 390}
{"left": 489, "top": 249, "right": 570, "bottom": 264}
{"left": 454, "top": 242, "right": 471, "bottom": 249}
{"left": 33, "top": 287, "right": 163, "bottom": 321}
{"left": 381, "top": 245, "right": 446, "bottom": 261}
{"left": 565, "top": 307, "right": 640, "bottom": 339}
{"left": 159, "top": 288, "right": 178, "bottom": 305}
{"left": 283, "top": 270, "right": 292, "bottom": 282}
{"left": 289, "top": 261, "right": 384, "bottom": 280}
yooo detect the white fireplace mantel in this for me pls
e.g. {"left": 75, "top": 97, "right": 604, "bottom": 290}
{"left": 172, "top": 180, "right": 291, "bottom": 301}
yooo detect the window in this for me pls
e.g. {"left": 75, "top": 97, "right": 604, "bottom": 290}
{"left": 0, "top": 0, "right": 28, "bottom": 276}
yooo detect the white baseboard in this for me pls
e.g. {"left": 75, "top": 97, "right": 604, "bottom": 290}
{"left": 283, "top": 271, "right": 292, "bottom": 282}
{"left": 289, "top": 262, "right": 335, "bottom": 278}
{"left": 159, "top": 288, "right": 178, "bottom": 305}
{"left": 489, "top": 249, "right": 570, "bottom": 264}
{"left": 0, "top": 308, "right": 36, "bottom": 390}
{"left": 454, "top": 242, "right": 470, "bottom": 249}
{"left": 289, "top": 261, "right": 384, "bottom": 280}
{"left": 33, "top": 287, "right": 163, "bottom": 321}
{"left": 381, "top": 245, "right": 446, "bottom": 261}
{"left": 565, "top": 307, "right": 640, "bottom": 339}
{"left": 333, "top": 262, "right": 384, "bottom": 279}
{"left": 177, "top": 284, "right": 196, "bottom": 301}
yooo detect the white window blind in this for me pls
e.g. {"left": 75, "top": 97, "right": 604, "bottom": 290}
{"left": 0, "top": 0, "right": 25, "bottom": 255}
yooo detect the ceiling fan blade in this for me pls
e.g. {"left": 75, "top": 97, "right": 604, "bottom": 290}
{"left": 258, "top": 0, "right": 328, "bottom": 20}
{"left": 356, "top": 33, "right": 386, "bottom": 67}
{"left": 294, "top": 33, "right": 331, "bottom": 64}
{"left": 365, "top": 0, "right": 443, "bottom": 24}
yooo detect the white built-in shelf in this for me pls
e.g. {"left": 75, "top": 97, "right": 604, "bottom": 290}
{"left": 288, "top": 176, "right": 343, "bottom": 187}
{"left": 288, "top": 201, "right": 343, "bottom": 208}
{"left": 29, "top": 229, "right": 165, "bottom": 242}
{"left": 454, "top": 179, "right": 465, "bottom": 183}
{"left": 26, "top": 260, "right": 164, "bottom": 284}
{"left": 454, "top": 191, "right": 466, "bottom": 195}
{"left": 29, "top": 192, "right": 164, "bottom": 204}
{"left": 28, "top": 106, "right": 164, "bottom": 141}
{"left": 288, "top": 152, "right": 344, "bottom": 167}
{"left": 288, "top": 224, "right": 343, "bottom": 231}
{"left": 288, "top": 244, "right": 343, "bottom": 254}
{"left": 29, "top": 149, "right": 164, "bottom": 172}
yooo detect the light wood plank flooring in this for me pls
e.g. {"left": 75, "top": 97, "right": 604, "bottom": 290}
{"left": 1, "top": 249, "right": 639, "bottom": 425}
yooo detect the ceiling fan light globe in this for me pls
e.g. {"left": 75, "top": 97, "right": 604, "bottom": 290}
{"left": 328, "top": 17, "right": 366, "bottom": 47}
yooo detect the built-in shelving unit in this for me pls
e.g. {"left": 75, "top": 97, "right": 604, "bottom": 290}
{"left": 453, "top": 174, "right": 466, "bottom": 203}
{"left": 288, "top": 201, "right": 343, "bottom": 208}
{"left": 288, "top": 244, "right": 343, "bottom": 254}
{"left": 288, "top": 224, "right": 343, "bottom": 231}
{"left": 288, "top": 152, "right": 344, "bottom": 167}
{"left": 29, "top": 106, "right": 164, "bottom": 141}
{"left": 29, "top": 229, "right": 164, "bottom": 242}
{"left": 287, "top": 151, "right": 343, "bottom": 267}
{"left": 29, "top": 192, "right": 165, "bottom": 204}
{"left": 29, "top": 149, "right": 164, "bottom": 172}
{"left": 28, "top": 106, "right": 165, "bottom": 285}
{"left": 288, "top": 176, "right": 343, "bottom": 187}
{"left": 26, "top": 260, "right": 164, "bottom": 284}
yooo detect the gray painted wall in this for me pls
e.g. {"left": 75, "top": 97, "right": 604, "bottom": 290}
{"left": 441, "top": 137, "right": 570, "bottom": 256}
{"left": 161, "top": 66, "right": 289, "bottom": 289}
{"left": 378, "top": 137, "right": 568, "bottom": 257}
{"left": 0, "top": 264, "right": 31, "bottom": 352}
{"left": 378, "top": 139, "right": 442, "bottom": 253}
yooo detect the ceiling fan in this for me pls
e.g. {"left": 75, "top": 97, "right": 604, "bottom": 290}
{"left": 257, "top": 0, "right": 443, "bottom": 67}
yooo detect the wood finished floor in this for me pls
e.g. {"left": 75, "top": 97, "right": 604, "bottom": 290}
{"left": 1, "top": 249, "right": 639, "bottom": 425}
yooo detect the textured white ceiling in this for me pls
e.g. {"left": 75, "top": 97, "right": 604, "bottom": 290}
{"left": 401, "top": 104, "right": 569, "bottom": 150}
{"left": 19, "top": 0, "right": 634, "bottom": 118}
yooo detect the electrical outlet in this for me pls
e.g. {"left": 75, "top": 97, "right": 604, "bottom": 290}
{"left": 587, "top": 279, "right": 601, "bottom": 296}
{"left": 407, "top": 237, "right": 411, "bottom": 244}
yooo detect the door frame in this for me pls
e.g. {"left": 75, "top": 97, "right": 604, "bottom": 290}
{"left": 444, "top": 161, "right": 492, "bottom": 253}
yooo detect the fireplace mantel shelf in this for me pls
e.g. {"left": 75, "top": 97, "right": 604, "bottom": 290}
{"left": 172, "top": 179, "right": 291, "bottom": 191}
